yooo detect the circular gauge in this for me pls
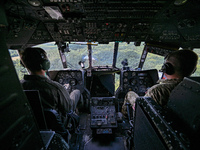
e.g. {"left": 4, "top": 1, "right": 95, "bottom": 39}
{"left": 71, "top": 72, "right": 75, "bottom": 77}
{"left": 124, "top": 72, "right": 128, "bottom": 77}
{"left": 70, "top": 79, "right": 76, "bottom": 86}
{"left": 139, "top": 80, "right": 144, "bottom": 85}
{"left": 58, "top": 78, "right": 63, "bottom": 84}
{"left": 131, "top": 79, "right": 137, "bottom": 85}
{"left": 65, "top": 73, "right": 70, "bottom": 78}
{"left": 124, "top": 78, "right": 128, "bottom": 82}
{"left": 132, "top": 72, "right": 136, "bottom": 77}
{"left": 77, "top": 72, "right": 82, "bottom": 79}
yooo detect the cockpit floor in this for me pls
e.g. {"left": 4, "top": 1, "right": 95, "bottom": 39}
{"left": 69, "top": 112, "right": 131, "bottom": 150}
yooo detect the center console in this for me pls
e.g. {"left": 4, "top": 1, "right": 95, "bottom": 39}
{"left": 90, "top": 97, "right": 117, "bottom": 134}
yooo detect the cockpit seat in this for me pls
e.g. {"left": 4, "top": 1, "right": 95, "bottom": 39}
{"left": 133, "top": 97, "right": 186, "bottom": 150}
{"left": 24, "top": 90, "right": 70, "bottom": 142}
{"left": 43, "top": 108, "right": 66, "bottom": 132}
{"left": 167, "top": 77, "right": 200, "bottom": 149}
{"left": 44, "top": 108, "right": 70, "bottom": 142}
{"left": 133, "top": 77, "right": 200, "bottom": 150}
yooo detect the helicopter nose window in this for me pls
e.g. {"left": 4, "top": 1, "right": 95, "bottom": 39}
{"left": 9, "top": 49, "right": 28, "bottom": 80}
{"left": 35, "top": 42, "right": 88, "bottom": 70}
{"left": 92, "top": 42, "right": 114, "bottom": 67}
{"left": 116, "top": 42, "right": 143, "bottom": 69}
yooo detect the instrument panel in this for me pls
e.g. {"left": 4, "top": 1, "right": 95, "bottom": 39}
{"left": 90, "top": 97, "right": 117, "bottom": 134}
{"left": 121, "top": 69, "right": 159, "bottom": 96}
{"left": 52, "top": 70, "right": 85, "bottom": 93}
{"left": 5, "top": 0, "right": 200, "bottom": 49}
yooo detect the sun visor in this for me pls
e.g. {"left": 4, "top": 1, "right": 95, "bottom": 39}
{"left": 44, "top": 6, "right": 64, "bottom": 20}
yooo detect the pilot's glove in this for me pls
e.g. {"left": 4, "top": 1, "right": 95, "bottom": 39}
{"left": 64, "top": 83, "right": 72, "bottom": 93}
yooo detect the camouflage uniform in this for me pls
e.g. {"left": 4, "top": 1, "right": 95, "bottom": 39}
{"left": 122, "top": 78, "right": 182, "bottom": 116}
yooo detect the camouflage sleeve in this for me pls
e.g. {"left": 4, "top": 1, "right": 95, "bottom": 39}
{"left": 121, "top": 91, "right": 139, "bottom": 116}
{"left": 145, "top": 84, "right": 172, "bottom": 106}
{"left": 124, "top": 91, "right": 139, "bottom": 106}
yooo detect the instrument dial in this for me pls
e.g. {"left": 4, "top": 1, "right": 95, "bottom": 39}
{"left": 124, "top": 78, "right": 128, "bottom": 82}
{"left": 131, "top": 79, "right": 137, "bottom": 85}
{"left": 124, "top": 72, "right": 128, "bottom": 77}
{"left": 77, "top": 72, "right": 82, "bottom": 79}
{"left": 59, "top": 78, "right": 63, "bottom": 84}
{"left": 132, "top": 72, "right": 136, "bottom": 77}
{"left": 70, "top": 79, "right": 76, "bottom": 86}
{"left": 65, "top": 73, "right": 70, "bottom": 78}
{"left": 71, "top": 72, "right": 75, "bottom": 77}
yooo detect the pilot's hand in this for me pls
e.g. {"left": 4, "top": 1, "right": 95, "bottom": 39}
{"left": 64, "top": 83, "right": 70, "bottom": 89}
{"left": 64, "top": 83, "right": 72, "bottom": 93}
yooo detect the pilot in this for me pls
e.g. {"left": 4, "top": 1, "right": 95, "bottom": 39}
{"left": 20, "top": 47, "right": 81, "bottom": 124}
{"left": 122, "top": 49, "right": 198, "bottom": 117}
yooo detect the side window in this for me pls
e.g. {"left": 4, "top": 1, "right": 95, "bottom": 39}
{"left": 192, "top": 49, "right": 200, "bottom": 76}
{"left": 143, "top": 53, "right": 163, "bottom": 71}
{"left": 9, "top": 50, "right": 28, "bottom": 80}
{"left": 143, "top": 53, "right": 164, "bottom": 79}
{"left": 143, "top": 49, "right": 200, "bottom": 77}
{"left": 9, "top": 43, "right": 64, "bottom": 80}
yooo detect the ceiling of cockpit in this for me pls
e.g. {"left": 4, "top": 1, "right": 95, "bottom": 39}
{"left": 2, "top": 0, "right": 200, "bottom": 49}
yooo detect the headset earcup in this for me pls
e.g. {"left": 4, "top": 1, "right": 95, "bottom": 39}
{"left": 41, "top": 59, "right": 50, "bottom": 70}
{"left": 164, "top": 62, "right": 175, "bottom": 75}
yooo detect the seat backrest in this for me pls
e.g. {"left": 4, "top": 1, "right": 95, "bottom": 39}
{"left": 24, "top": 90, "right": 67, "bottom": 134}
{"left": 167, "top": 77, "right": 200, "bottom": 148}
{"left": 24, "top": 90, "right": 48, "bottom": 130}
{"left": 134, "top": 97, "right": 189, "bottom": 150}
{"left": 44, "top": 108, "right": 67, "bottom": 133}
{"left": 24, "top": 90, "right": 70, "bottom": 145}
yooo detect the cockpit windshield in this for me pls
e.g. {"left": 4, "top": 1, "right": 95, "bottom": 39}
{"left": 35, "top": 42, "right": 144, "bottom": 70}
{"left": 9, "top": 42, "right": 200, "bottom": 82}
{"left": 36, "top": 42, "right": 115, "bottom": 70}
{"left": 117, "top": 42, "right": 144, "bottom": 69}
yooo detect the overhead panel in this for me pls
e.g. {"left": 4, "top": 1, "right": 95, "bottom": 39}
{"left": 4, "top": 0, "right": 200, "bottom": 48}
